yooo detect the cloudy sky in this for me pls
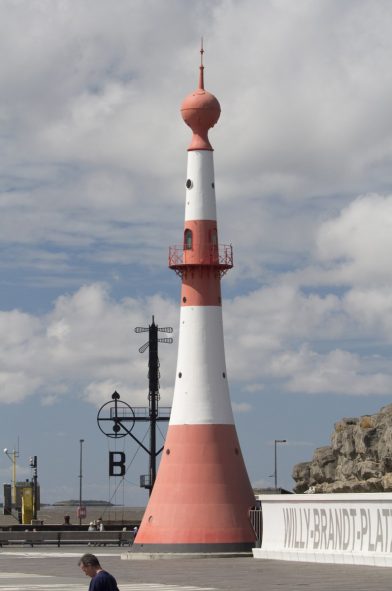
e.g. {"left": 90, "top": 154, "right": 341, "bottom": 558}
{"left": 2, "top": 0, "right": 392, "bottom": 508}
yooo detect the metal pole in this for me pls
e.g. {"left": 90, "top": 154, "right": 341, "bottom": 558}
{"left": 79, "top": 439, "right": 84, "bottom": 526}
{"left": 274, "top": 439, "right": 287, "bottom": 491}
{"left": 12, "top": 450, "right": 17, "bottom": 506}
{"left": 32, "top": 456, "right": 38, "bottom": 520}
{"left": 274, "top": 441, "right": 277, "bottom": 490}
{"left": 149, "top": 318, "right": 158, "bottom": 495}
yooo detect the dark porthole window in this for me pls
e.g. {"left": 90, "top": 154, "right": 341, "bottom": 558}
{"left": 186, "top": 179, "right": 193, "bottom": 189}
{"left": 212, "top": 182, "right": 215, "bottom": 188}
{"left": 178, "top": 372, "right": 182, "bottom": 378}
{"left": 184, "top": 229, "right": 193, "bottom": 250}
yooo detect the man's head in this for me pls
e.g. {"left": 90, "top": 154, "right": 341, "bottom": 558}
{"left": 78, "top": 553, "right": 101, "bottom": 578}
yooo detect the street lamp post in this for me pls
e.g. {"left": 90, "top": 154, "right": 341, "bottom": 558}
{"left": 274, "top": 439, "right": 287, "bottom": 490}
{"left": 79, "top": 439, "right": 84, "bottom": 526}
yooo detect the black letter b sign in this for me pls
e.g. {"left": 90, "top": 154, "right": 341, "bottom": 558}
{"left": 109, "top": 451, "right": 126, "bottom": 476}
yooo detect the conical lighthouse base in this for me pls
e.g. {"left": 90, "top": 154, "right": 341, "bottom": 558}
{"left": 132, "top": 424, "right": 256, "bottom": 554}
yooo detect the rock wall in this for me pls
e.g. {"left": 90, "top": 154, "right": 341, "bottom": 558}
{"left": 292, "top": 403, "right": 392, "bottom": 493}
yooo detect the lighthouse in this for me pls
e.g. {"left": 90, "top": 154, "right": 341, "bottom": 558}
{"left": 133, "top": 46, "right": 256, "bottom": 553}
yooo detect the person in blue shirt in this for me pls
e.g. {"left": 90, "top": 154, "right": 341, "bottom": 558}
{"left": 78, "top": 553, "right": 120, "bottom": 591}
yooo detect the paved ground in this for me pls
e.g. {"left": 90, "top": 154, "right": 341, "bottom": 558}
{"left": 1, "top": 547, "right": 392, "bottom": 591}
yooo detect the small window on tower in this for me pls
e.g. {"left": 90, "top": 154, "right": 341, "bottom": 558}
{"left": 210, "top": 229, "right": 218, "bottom": 246}
{"left": 184, "top": 229, "right": 193, "bottom": 250}
{"left": 186, "top": 179, "right": 193, "bottom": 189}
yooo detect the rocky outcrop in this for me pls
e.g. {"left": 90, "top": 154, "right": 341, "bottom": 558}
{"left": 292, "top": 404, "right": 392, "bottom": 493}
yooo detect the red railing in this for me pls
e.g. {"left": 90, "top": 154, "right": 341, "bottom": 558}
{"left": 168, "top": 244, "right": 233, "bottom": 273}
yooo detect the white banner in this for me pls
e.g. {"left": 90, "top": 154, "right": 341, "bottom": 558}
{"left": 253, "top": 493, "right": 392, "bottom": 567}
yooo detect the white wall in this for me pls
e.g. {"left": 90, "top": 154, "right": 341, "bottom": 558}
{"left": 253, "top": 493, "right": 392, "bottom": 567}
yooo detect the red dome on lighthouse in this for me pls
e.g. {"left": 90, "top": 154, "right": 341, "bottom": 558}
{"left": 180, "top": 45, "right": 221, "bottom": 151}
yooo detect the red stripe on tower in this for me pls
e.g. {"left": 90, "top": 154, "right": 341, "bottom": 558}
{"left": 133, "top": 43, "right": 256, "bottom": 554}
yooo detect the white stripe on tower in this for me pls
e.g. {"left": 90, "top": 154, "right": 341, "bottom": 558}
{"left": 133, "top": 44, "right": 256, "bottom": 554}
{"left": 185, "top": 151, "right": 217, "bottom": 221}
{"left": 171, "top": 306, "right": 234, "bottom": 425}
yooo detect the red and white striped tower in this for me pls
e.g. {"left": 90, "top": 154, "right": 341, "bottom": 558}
{"left": 133, "top": 46, "right": 256, "bottom": 553}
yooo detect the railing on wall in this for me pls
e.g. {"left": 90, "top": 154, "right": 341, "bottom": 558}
{"left": 249, "top": 506, "right": 263, "bottom": 548}
{"left": 168, "top": 244, "right": 233, "bottom": 277}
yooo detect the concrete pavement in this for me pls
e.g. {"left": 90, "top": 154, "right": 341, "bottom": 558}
{"left": 0, "top": 546, "right": 391, "bottom": 591}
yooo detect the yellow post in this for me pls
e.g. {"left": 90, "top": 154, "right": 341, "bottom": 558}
{"left": 22, "top": 486, "right": 33, "bottom": 525}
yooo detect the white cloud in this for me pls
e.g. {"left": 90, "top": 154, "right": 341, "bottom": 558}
{"left": 211, "top": 1, "right": 392, "bottom": 198}
{"left": 0, "top": 370, "right": 43, "bottom": 404}
{"left": 2, "top": 0, "right": 392, "bottom": 281}
{"left": 283, "top": 347, "right": 392, "bottom": 396}
{"left": 0, "top": 283, "right": 178, "bottom": 406}
{"left": 316, "top": 194, "right": 392, "bottom": 286}
{"left": 343, "top": 287, "right": 392, "bottom": 338}
{"left": 2, "top": 280, "right": 392, "bottom": 408}
{"left": 223, "top": 279, "right": 392, "bottom": 394}
{"left": 1, "top": 2, "right": 392, "bottom": 418}
{"left": 232, "top": 402, "right": 252, "bottom": 413}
